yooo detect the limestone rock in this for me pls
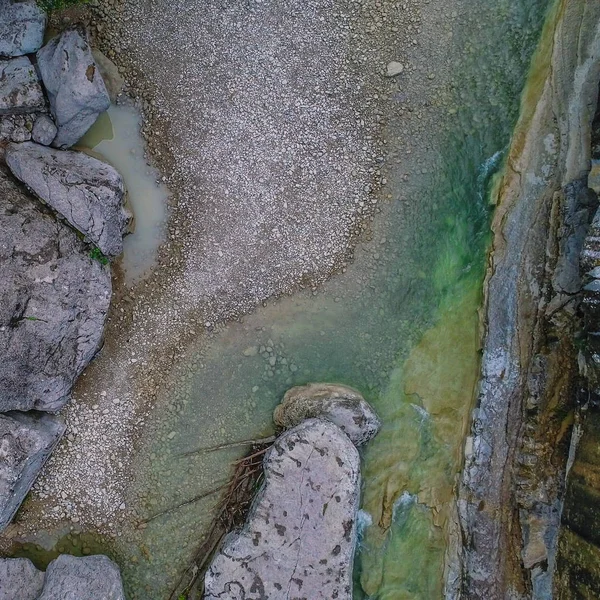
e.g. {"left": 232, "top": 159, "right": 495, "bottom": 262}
{"left": 32, "top": 115, "right": 57, "bottom": 146}
{"left": 38, "top": 555, "right": 125, "bottom": 600}
{"left": 204, "top": 419, "right": 360, "bottom": 600}
{"left": 0, "top": 412, "right": 65, "bottom": 531}
{"left": 0, "top": 558, "right": 45, "bottom": 600}
{"left": 5, "top": 142, "right": 131, "bottom": 257}
{"left": 0, "top": 172, "right": 111, "bottom": 412}
{"left": 0, "top": 0, "right": 46, "bottom": 58}
{"left": 274, "top": 382, "right": 381, "bottom": 446}
{"left": 37, "top": 27, "right": 110, "bottom": 148}
{"left": 0, "top": 56, "right": 45, "bottom": 115}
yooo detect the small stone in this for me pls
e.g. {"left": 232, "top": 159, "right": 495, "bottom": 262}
{"left": 386, "top": 61, "right": 404, "bottom": 77}
{"left": 31, "top": 115, "right": 57, "bottom": 145}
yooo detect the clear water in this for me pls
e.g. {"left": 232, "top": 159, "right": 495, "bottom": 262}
{"left": 79, "top": 104, "right": 169, "bottom": 283}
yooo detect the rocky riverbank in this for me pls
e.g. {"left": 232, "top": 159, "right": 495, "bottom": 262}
{"left": 0, "top": 0, "right": 129, "bottom": 593}
{"left": 455, "top": 1, "right": 600, "bottom": 597}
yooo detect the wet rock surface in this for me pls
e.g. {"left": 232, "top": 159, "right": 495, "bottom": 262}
{"left": 37, "top": 26, "right": 110, "bottom": 148}
{"left": 5, "top": 141, "right": 130, "bottom": 257}
{"left": 274, "top": 382, "right": 381, "bottom": 446}
{"left": 0, "top": 558, "right": 45, "bottom": 600}
{"left": 0, "top": 0, "right": 46, "bottom": 58}
{"left": 0, "top": 56, "right": 45, "bottom": 115}
{"left": 0, "top": 411, "right": 65, "bottom": 531}
{"left": 204, "top": 418, "right": 360, "bottom": 600}
{"left": 38, "top": 555, "right": 125, "bottom": 600}
{"left": 0, "top": 172, "right": 111, "bottom": 412}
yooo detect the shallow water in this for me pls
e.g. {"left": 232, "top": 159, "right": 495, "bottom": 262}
{"left": 79, "top": 104, "right": 169, "bottom": 283}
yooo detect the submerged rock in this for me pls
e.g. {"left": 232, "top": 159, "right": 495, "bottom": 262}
{"left": 92, "top": 49, "right": 124, "bottom": 103}
{"left": 0, "top": 558, "right": 45, "bottom": 600}
{"left": 31, "top": 114, "right": 57, "bottom": 146}
{"left": 0, "top": 411, "right": 65, "bottom": 531}
{"left": 0, "top": 172, "right": 111, "bottom": 412}
{"left": 37, "top": 26, "right": 110, "bottom": 148}
{"left": 38, "top": 555, "right": 125, "bottom": 600}
{"left": 274, "top": 382, "right": 381, "bottom": 446}
{"left": 0, "top": 0, "right": 46, "bottom": 58}
{"left": 0, "top": 56, "right": 45, "bottom": 115}
{"left": 5, "top": 142, "right": 131, "bottom": 257}
{"left": 204, "top": 419, "right": 360, "bottom": 600}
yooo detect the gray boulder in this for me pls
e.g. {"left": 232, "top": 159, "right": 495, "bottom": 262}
{"left": 0, "top": 558, "right": 45, "bottom": 600}
{"left": 37, "top": 27, "right": 110, "bottom": 148}
{"left": 0, "top": 56, "right": 45, "bottom": 115}
{"left": 0, "top": 412, "right": 65, "bottom": 531}
{"left": 0, "top": 172, "right": 111, "bottom": 412}
{"left": 204, "top": 419, "right": 360, "bottom": 600}
{"left": 0, "top": 0, "right": 47, "bottom": 58}
{"left": 5, "top": 142, "right": 131, "bottom": 257}
{"left": 32, "top": 114, "right": 57, "bottom": 146}
{"left": 37, "top": 555, "right": 125, "bottom": 600}
{"left": 274, "top": 382, "right": 381, "bottom": 446}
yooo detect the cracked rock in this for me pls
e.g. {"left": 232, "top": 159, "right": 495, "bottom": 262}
{"left": 37, "top": 26, "right": 110, "bottom": 148}
{"left": 5, "top": 141, "right": 131, "bottom": 257}
{"left": 0, "top": 172, "right": 111, "bottom": 412}
{"left": 0, "top": 412, "right": 65, "bottom": 531}
{"left": 204, "top": 418, "right": 360, "bottom": 600}
{"left": 274, "top": 382, "right": 381, "bottom": 446}
{"left": 0, "top": 0, "right": 46, "bottom": 58}
{"left": 0, "top": 56, "right": 45, "bottom": 115}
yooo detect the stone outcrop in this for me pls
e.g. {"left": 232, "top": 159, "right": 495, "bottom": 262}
{"left": 204, "top": 418, "right": 361, "bottom": 600}
{"left": 0, "top": 555, "right": 126, "bottom": 600}
{"left": 0, "top": 172, "right": 111, "bottom": 412}
{"left": 0, "top": 0, "right": 46, "bottom": 58}
{"left": 0, "top": 411, "right": 65, "bottom": 531}
{"left": 38, "top": 555, "right": 125, "bottom": 600}
{"left": 455, "top": 2, "right": 600, "bottom": 599}
{"left": 5, "top": 142, "right": 131, "bottom": 257}
{"left": 31, "top": 115, "right": 57, "bottom": 146}
{"left": 0, "top": 56, "right": 45, "bottom": 115}
{"left": 274, "top": 382, "right": 381, "bottom": 446}
{"left": 37, "top": 26, "right": 110, "bottom": 148}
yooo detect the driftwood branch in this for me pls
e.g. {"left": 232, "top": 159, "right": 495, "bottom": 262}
{"left": 179, "top": 435, "right": 276, "bottom": 457}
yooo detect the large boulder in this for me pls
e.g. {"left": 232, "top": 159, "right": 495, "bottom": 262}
{"left": 0, "top": 411, "right": 65, "bottom": 531}
{"left": 5, "top": 142, "right": 131, "bottom": 257}
{"left": 0, "top": 56, "right": 45, "bottom": 115}
{"left": 204, "top": 419, "right": 360, "bottom": 600}
{"left": 0, "top": 558, "right": 45, "bottom": 600}
{"left": 274, "top": 382, "right": 381, "bottom": 446}
{"left": 0, "top": 172, "right": 111, "bottom": 412}
{"left": 36, "top": 26, "right": 110, "bottom": 148}
{"left": 0, "top": 0, "right": 46, "bottom": 58}
{"left": 37, "top": 555, "right": 125, "bottom": 600}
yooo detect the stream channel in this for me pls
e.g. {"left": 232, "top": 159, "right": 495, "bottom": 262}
{"left": 12, "top": 0, "right": 554, "bottom": 598}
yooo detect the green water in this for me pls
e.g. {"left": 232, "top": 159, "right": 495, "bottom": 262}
{"left": 115, "top": 1, "right": 552, "bottom": 598}
{"left": 10, "top": 1, "right": 551, "bottom": 597}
